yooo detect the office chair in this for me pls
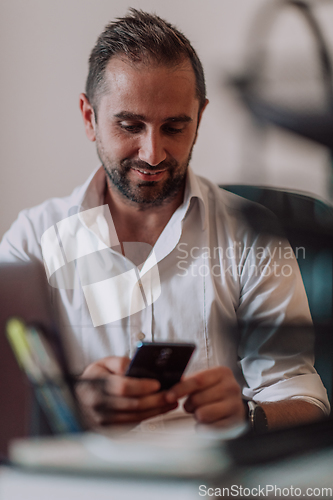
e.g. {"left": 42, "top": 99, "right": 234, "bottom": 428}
{"left": 221, "top": 184, "right": 333, "bottom": 402}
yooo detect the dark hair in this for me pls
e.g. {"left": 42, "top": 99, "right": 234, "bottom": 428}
{"left": 86, "top": 9, "right": 206, "bottom": 116}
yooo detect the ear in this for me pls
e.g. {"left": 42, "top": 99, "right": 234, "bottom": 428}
{"left": 193, "top": 98, "right": 209, "bottom": 144}
{"left": 79, "top": 93, "right": 96, "bottom": 142}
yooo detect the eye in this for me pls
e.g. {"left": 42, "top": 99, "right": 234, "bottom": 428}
{"left": 119, "top": 122, "right": 144, "bottom": 134}
{"left": 162, "top": 124, "right": 184, "bottom": 135}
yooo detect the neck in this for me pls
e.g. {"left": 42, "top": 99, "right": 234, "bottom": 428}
{"left": 104, "top": 180, "right": 185, "bottom": 247}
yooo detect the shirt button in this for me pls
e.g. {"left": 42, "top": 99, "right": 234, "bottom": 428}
{"left": 137, "top": 332, "right": 145, "bottom": 341}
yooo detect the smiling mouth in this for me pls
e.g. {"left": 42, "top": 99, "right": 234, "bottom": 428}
{"left": 131, "top": 167, "right": 167, "bottom": 181}
{"left": 133, "top": 168, "right": 166, "bottom": 175}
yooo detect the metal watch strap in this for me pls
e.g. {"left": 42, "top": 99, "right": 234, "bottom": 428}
{"left": 244, "top": 399, "right": 269, "bottom": 433}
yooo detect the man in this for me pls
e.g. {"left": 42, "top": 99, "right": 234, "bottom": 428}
{"left": 0, "top": 9, "right": 329, "bottom": 432}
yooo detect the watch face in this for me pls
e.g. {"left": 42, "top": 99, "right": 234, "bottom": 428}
{"left": 252, "top": 405, "right": 268, "bottom": 433}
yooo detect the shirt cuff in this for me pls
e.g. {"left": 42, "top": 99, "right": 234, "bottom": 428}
{"left": 243, "top": 373, "right": 330, "bottom": 415}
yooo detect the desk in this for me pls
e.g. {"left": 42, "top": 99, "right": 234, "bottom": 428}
{"left": 0, "top": 430, "right": 226, "bottom": 500}
{"left": 2, "top": 446, "right": 333, "bottom": 500}
{"left": 2, "top": 424, "right": 333, "bottom": 500}
{"left": 0, "top": 467, "right": 201, "bottom": 500}
{"left": 219, "top": 447, "right": 333, "bottom": 498}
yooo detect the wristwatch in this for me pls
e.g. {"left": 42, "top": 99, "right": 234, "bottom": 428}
{"left": 244, "top": 400, "right": 268, "bottom": 433}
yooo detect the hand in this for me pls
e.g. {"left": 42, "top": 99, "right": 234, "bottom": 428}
{"left": 76, "top": 356, "right": 178, "bottom": 427}
{"left": 165, "top": 366, "right": 246, "bottom": 428}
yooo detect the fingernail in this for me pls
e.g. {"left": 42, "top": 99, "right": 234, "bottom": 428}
{"left": 165, "top": 392, "right": 176, "bottom": 403}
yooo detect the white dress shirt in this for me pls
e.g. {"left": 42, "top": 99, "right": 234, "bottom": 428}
{"left": 0, "top": 166, "right": 330, "bottom": 423}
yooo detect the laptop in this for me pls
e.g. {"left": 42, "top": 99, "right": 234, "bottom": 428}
{"left": 0, "top": 260, "right": 83, "bottom": 459}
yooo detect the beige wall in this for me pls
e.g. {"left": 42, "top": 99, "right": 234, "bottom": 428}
{"left": 1, "top": 0, "right": 333, "bottom": 238}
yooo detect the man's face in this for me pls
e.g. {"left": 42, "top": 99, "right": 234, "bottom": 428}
{"left": 88, "top": 57, "right": 205, "bottom": 208}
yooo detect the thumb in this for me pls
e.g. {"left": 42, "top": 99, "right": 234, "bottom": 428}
{"left": 97, "top": 356, "right": 131, "bottom": 375}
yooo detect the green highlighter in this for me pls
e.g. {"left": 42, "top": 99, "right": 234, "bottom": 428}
{"left": 6, "top": 317, "right": 82, "bottom": 434}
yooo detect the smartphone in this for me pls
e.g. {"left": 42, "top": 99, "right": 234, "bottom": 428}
{"left": 125, "top": 341, "right": 196, "bottom": 391}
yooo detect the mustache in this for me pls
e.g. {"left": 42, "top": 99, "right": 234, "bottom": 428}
{"left": 121, "top": 158, "right": 178, "bottom": 172}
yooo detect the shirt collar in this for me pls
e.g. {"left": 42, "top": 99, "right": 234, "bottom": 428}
{"left": 80, "top": 166, "right": 106, "bottom": 212}
{"left": 181, "top": 166, "right": 208, "bottom": 231}
{"left": 78, "top": 164, "right": 208, "bottom": 231}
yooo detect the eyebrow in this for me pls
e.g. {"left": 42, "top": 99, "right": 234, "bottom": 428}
{"left": 114, "top": 112, "right": 193, "bottom": 123}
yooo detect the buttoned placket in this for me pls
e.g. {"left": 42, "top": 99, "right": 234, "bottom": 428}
{"left": 75, "top": 204, "right": 160, "bottom": 356}
{"left": 74, "top": 172, "right": 211, "bottom": 369}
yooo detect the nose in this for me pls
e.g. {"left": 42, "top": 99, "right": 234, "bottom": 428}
{"left": 138, "top": 130, "right": 167, "bottom": 166}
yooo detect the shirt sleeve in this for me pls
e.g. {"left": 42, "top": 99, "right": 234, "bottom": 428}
{"left": 0, "top": 209, "right": 43, "bottom": 263}
{"left": 236, "top": 232, "right": 330, "bottom": 415}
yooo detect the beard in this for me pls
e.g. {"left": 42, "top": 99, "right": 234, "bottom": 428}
{"left": 96, "top": 139, "right": 193, "bottom": 208}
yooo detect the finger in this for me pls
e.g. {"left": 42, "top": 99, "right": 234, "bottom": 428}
{"left": 76, "top": 376, "right": 162, "bottom": 413}
{"left": 195, "top": 414, "right": 244, "bottom": 431}
{"left": 79, "top": 375, "right": 161, "bottom": 400}
{"left": 96, "top": 390, "right": 172, "bottom": 412}
{"left": 105, "top": 374, "right": 160, "bottom": 397}
{"left": 112, "top": 403, "right": 178, "bottom": 424}
{"left": 165, "top": 366, "right": 233, "bottom": 402}
{"left": 76, "top": 379, "right": 107, "bottom": 408}
{"left": 184, "top": 378, "right": 241, "bottom": 412}
{"left": 90, "top": 403, "right": 179, "bottom": 426}
{"left": 82, "top": 356, "right": 131, "bottom": 378}
{"left": 98, "top": 356, "right": 131, "bottom": 375}
{"left": 192, "top": 398, "right": 245, "bottom": 425}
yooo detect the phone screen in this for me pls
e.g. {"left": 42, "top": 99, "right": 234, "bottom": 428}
{"left": 126, "top": 341, "right": 196, "bottom": 391}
